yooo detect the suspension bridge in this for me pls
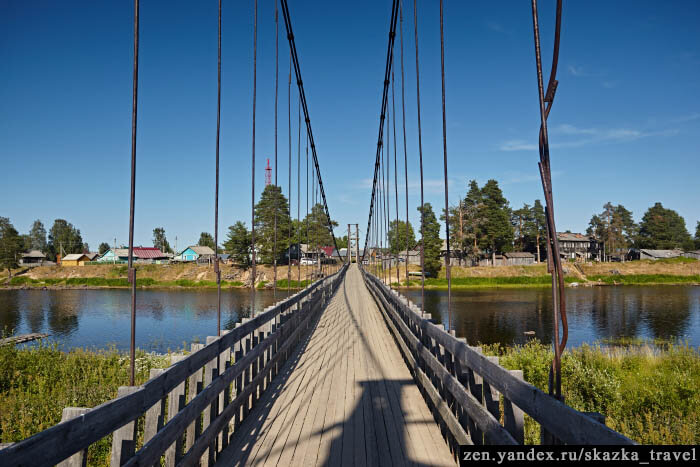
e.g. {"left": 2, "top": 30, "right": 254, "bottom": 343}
{"left": 1, "top": 0, "right": 638, "bottom": 466}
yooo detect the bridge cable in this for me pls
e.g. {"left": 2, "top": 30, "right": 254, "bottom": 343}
{"left": 127, "top": 0, "right": 140, "bottom": 386}
{"left": 287, "top": 51, "right": 292, "bottom": 292}
{"left": 297, "top": 91, "right": 301, "bottom": 285}
{"left": 413, "top": 0, "right": 426, "bottom": 311}
{"left": 250, "top": 0, "right": 258, "bottom": 316}
{"left": 392, "top": 69, "right": 400, "bottom": 287}
{"left": 273, "top": 0, "right": 279, "bottom": 300}
{"left": 399, "top": 0, "right": 410, "bottom": 286}
{"left": 439, "top": 0, "right": 452, "bottom": 331}
{"left": 530, "top": 0, "right": 567, "bottom": 399}
{"left": 361, "top": 0, "right": 399, "bottom": 264}
{"left": 214, "top": 0, "right": 223, "bottom": 336}
{"left": 280, "top": 0, "right": 340, "bottom": 256}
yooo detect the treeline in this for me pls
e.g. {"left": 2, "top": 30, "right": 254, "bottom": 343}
{"left": 0, "top": 217, "right": 87, "bottom": 275}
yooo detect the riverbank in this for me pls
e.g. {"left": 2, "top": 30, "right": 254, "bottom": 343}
{"left": 482, "top": 339, "right": 699, "bottom": 444}
{"left": 0, "top": 263, "right": 320, "bottom": 290}
{"left": 385, "top": 259, "right": 700, "bottom": 288}
{"left": 1, "top": 340, "right": 696, "bottom": 457}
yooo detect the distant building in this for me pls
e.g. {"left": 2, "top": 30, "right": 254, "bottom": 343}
{"left": 174, "top": 245, "right": 216, "bottom": 263}
{"left": 639, "top": 249, "right": 682, "bottom": 260}
{"left": 98, "top": 247, "right": 169, "bottom": 263}
{"left": 61, "top": 253, "right": 91, "bottom": 266}
{"left": 504, "top": 251, "right": 536, "bottom": 265}
{"left": 683, "top": 250, "right": 700, "bottom": 260}
{"left": 20, "top": 250, "right": 46, "bottom": 266}
{"left": 397, "top": 249, "right": 421, "bottom": 265}
{"left": 556, "top": 232, "right": 602, "bottom": 261}
{"left": 85, "top": 252, "right": 100, "bottom": 261}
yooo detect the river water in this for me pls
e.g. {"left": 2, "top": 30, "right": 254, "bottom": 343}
{"left": 1, "top": 286, "right": 699, "bottom": 352}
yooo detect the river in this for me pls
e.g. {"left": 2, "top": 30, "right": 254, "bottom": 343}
{"left": 1, "top": 285, "right": 699, "bottom": 352}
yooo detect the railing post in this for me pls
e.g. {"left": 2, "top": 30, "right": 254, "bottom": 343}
{"left": 503, "top": 370, "right": 525, "bottom": 444}
{"left": 143, "top": 368, "right": 166, "bottom": 445}
{"left": 467, "top": 346, "right": 484, "bottom": 444}
{"left": 185, "top": 343, "right": 205, "bottom": 453}
{"left": 110, "top": 386, "right": 140, "bottom": 467}
{"left": 57, "top": 408, "right": 90, "bottom": 467}
{"left": 202, "top": 336, "right": 220, "bottom": 466}
{"left": 233, "top": 322, "right": 243, "bottom": 431}
{"left": 165, "top": 355, "right": 187, "bottom": 467}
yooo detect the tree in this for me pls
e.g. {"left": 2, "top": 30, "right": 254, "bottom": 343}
{"left": 98, "top": 242, "right": 110, "bottom": 255}
{"left": 29, "top": 220, "right": 47, "bottom": 252}
{"left": 695, "top": 221, "right": 700, "bottom": 249}
{"left": 198, "top": 232, "right": 216, "bottom": 250}
{"left": 478, "top": 179, "right": 514, "bottom": 262}
{"left": 637, "top": 202, "right": 692, "bottom": 250}
{"left": 301, "top": 203, "right": 338, "bottom": 249}
{"left": 254, "top": 185, "right": 292, "bottom": 264}
{"left": 417, "top": 203, "right": 442, "bottom": 277}
{"left": 511, "top": 203, "right": 532, "bottom": 251}
{"left": 387, "top": 219, "right": 416, "bottom": 255}
{"left": 47, "top": 219, "right": 83, "bottom": 261}
{"left": 525, "top": 200, "right": 547, "bottom": 262}
{"left": 335, "top": 235, "right": 348, "bottom": 249}
{"left": 224, "top": 221, "right": 252, "bottom": 268}
{"left": 82, "top": 242, "right": 90, "bottom": 253}
{"left": 153, "top": 227, "right": 173, "bottom": 253}
{"left": 0, "top": 217, "right": 22, "bottom": 277}
{"left": 587, "top": 203, "right": 638, "bottom": 258}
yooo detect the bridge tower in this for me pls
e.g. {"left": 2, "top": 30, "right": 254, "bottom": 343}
{"left": 264, "top": 158, "right": 272, "bottom": 186}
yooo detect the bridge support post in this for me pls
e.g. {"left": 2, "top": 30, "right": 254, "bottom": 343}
{"left": 57, "top": 408, "right": 90, "bottom": 467}
{"left": 143, "top": 368, "right": 166, "bottom": 445}
{"left": 110, "top": 386, "right": 140, "bottom": 467}
{"left": 185, "top": 343, "right": 205, "bottom": 453}
{"left": 503, "top": 370, "right": 525, "bottom": 444}
{"left": 165, "top": 355, "right": 187, "bottom": 467}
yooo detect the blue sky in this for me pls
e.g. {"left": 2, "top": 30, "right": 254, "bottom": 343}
{"left": 2, "top": 0, "right": 699, "bottom": 250}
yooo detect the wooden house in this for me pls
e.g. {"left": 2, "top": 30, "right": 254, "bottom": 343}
{"left": 20, "top": 250, "right": 46, "bottom": 266}
{"left": 61, "top": 253, "right": 91, "bottom": 266}
{"left": 504, "top": 251, "right": 536, "bottom": 265}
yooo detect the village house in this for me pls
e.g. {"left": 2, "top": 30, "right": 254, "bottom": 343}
{"left": 639, "top": 249, "right": 683, "bottom": 260}
{"left": 174, "top": 245, "right": 216, "bottom": 263}
{"left": 19, "top": 250, "right": 46, "bottom": 266}
{"left": 503, "top": 251, "right": 536, "bottom": 265}
{"left": 98, "top": 247, "right": 169, "bottom": 263}
{"left": 61, "top": 253, "right": 91, "bottom": 266}
{"left": 556, "top": 232, "right": 602, "bottom": 261}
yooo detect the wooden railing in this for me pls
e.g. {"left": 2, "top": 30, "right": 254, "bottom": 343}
{"left": 362, "top": 268, "right": 636, "bottom": 449}
{"left": 0, "top": 265, "right": 347, "bottom": 467}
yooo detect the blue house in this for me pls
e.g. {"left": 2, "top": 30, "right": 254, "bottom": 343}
{"left": 174, "top": 245, "right": 216, "bottom": 263}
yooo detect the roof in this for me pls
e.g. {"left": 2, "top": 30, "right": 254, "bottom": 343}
{"left": 85, "top": 252, "right": 99, "bottom": 260}
{"left": 217, "top": 254, "right": 230, "bottom": 260}
{"left": 557, "top": 232, "right": 592, "bottom": 242}
{"left": 640, "top": 249, "right": 682, "bottom": 258}
{"left": 189, "top": 245, "right": 216, "bottom": 256}
{"left": 504, "top": 251, "right": 535, "bottom": 258}
{"left": 62, "top": 253, "right": 88, "bottom": 261}
{"left": 132, "top": 247, "right": 167, "bottom": 259}
{"left": 22, "top": 250, "right": 46, "bottom": 258}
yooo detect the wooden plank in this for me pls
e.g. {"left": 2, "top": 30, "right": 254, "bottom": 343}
{"left": 0, "top": 332, "right": 49, "bottom": 346}
{"left": 143, "top": 369, "right": 166, "bottom": 448}
{"left": 57, "top": 408, "right": 90, "bottom": 467}
{"left": 110, "top": 386, "right": 140, "bottom": 467}
{"left": 503, "top": 370, "right": 525, "bottom": 445}
{"left": 164, "top": 356, "right": 187, "bottom": 467}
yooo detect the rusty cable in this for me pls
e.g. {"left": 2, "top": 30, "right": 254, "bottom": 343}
{"left": 531, "top": 0, "right": 566, "bottom": 398}
{"left": 439, "top": 0, "right": 451, "bottom": 331}
{"left": 399, "top": 0, "right": 409, "bottom": 286}
{"left": 273, "top": 0, "right": 279, "bottom": 300}
{"left": 215, "top": 0, "right": 222, "bottom": 336}
{"left": 392, "top": 69, "right": 399, "bottom": 287}
{"left": 127, "top": 0, "right": 139, "bottom": 387}
{"left": 413, "top": 0, "right": 426, "bottom": 311}
{"left": 250, "top": 0, "right": 258, "bottom": 317}
{"left": 288, "top": 50, "right": 292, "bottom": 293}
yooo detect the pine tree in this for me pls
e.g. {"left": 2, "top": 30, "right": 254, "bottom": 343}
{"left": 387, "top": 220, "right": 416, "bottom": 255}
{"left": 0, "top": 217, "right": 21, "bottom": 277}
{"left": 478, "top": 179, "right": 514, "bottom": 262}
{"left": 224, "top": 221, "right": 252, "bottom": 268}
{"left": 29, "top": 220, "right": 47, "bottom": 252}
{"left": 638, "top": 202, "right": 692, "bottom": 250}
{"left": 254, "top": 185, "right": 292, "bottom": 263}
{"left": 417, "top": 203, "right": 442, "bottom": 277}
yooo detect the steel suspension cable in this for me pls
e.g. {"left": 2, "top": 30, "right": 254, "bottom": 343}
{"left": 399, "top": 0, "right": 410, "bottom": 286}
{"left": 531, "top": 0, "right": 566, "bottom": 399}
{"left": 361, "top": 0, "right": 399, "bottom": 263}
{"left": 279, "top": 0, "right": 340, "bottom": 255}
{"left": 127, "top": 0, "right": 140, "bottom": 387}
{"left": 413, "top": 0, "right": 426, "bottom": 310}
{"left": 392, "top": 70, "right": 400, "bottom": 287}
{"left": 287, "top": 52, "right": 292, "bottom": 293}
{"left": 297, "top": 91, "right": 301, "bottom": 285}
{"left": 273, "top": 0, "right": 279, "bottom": 300}
{"left": 250, "top": 0, "right": 258, "bottom": 317}
{"left": 214, "top": 0, "right": 222, "bottom": 336}
{"left": 439, "top": 0, "right": 451, "bottom": 331}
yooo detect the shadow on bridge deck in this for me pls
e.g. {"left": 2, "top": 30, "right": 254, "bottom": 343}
{"left": 216, "top": 265, "right": 455, "bottom": 466}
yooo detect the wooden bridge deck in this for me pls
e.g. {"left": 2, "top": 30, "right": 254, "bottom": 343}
{"left": 216, "top": 265, "right": 455, "bottom": 466}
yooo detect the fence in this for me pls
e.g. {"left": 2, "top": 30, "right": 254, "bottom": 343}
{"left": 0, "top": 264, "right": 347, "bottom": 467}
{"left": 362, "top": 268, "right": 635, "bottom": 449}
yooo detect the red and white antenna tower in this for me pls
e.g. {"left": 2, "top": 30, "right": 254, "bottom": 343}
{"left": 265, "top": 158, "right": 272, "bottom": 186}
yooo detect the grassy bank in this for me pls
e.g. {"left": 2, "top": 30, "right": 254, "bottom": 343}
{"left": 0, "top": 342, "right": 171, "bottom": 465}
{"left": 394, "top": 275, "right": 579, "bottom": 289}
{"left": 7, "top": 276, "right": 246, "bottom": 288}
{"left": 588, "top": 274, "right": 700, "bottom": 285}
{"left": 482, "top": 340, "right": 700, "bottom": 444}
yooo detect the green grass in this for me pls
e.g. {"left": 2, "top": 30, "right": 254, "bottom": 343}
{"left": 588, "top": 274, "right": 700, "bottom": 285}
{"left": 482, "top": 340, "right": 700, "bottom": 444}
{"left": 7, "top": 276, "right": 246, "bottom": 289}
{"left": 275, "top": 279, "right": 312, "bottom": 289}
{"left": 395, "top": 275, "right": 579, "bottom": 289}
{"left": 0, "top": 341, "right": 171, "bottom": 466}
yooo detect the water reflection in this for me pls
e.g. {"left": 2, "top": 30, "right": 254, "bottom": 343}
{"left": 0, "top": 288, "right": 295, "bottom": 352}
{"left": 403, "top": 286, "right": 700, "bottom": 347}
